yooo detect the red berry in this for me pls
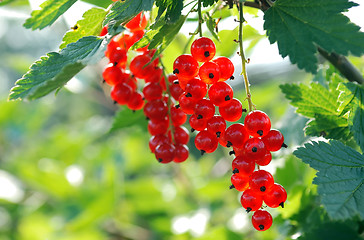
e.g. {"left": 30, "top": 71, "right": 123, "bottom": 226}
{"left": 206, "top": 115, "right": 226, "bottom": 138}
{"left": 148, "top": 118, "right": 169, "bottom": 136}
{"left": 191, "top": 37, "right": 216, "bottom": 62}
{"left": 252, "top": 210, "right": 273, "bottom": 231}
{"left": 103, "top": 63, "right": 123, "bottom": 86}
{"left": 155, "top": 143, "right": 175, "bottom": 164}
{"left": 241, "top": 188, "right": 263, "bottom": 212}
{"left": 230, "top": 174, "right": 249, "bottom": 191}
{"left": 244, "top": 110, "right": 271, "bottom": 138}
{"left": 178, "top": 94, "right": 197, "bottom": 115}
{"left": 194, "top": 130, "right": 218, "bottom": 154}
{"left": 212, "top": 57, "right": 234, "bottom": 82}
{"left": 194, "top": 98, "right": 215, "bottom": 120}
{"left": 232, "top": 155, "right": 255, "bottom": 176}
{"left": 199, "top": 61, "right": 220, "bottom": 85}
{"left": 108, "top": 47, "right": 127, "bottom": 67}
{"left": 143, "top": 82, "right": 163, "bottom": 101}
{"left": 263, "top": 183, "right": 287, "bottom": 208}
{"left": 219, "top": 98, "right": 243, "bottom": 122}
{"left": 170, "top": 80, "right": 184, "bottom": 101}
{"left": 143, "top": 99, "right": 168, "bottom": 121}
{"left": 173, "top": 55, "right": 199, "bottom": 79}
{"left": 111, "top": 82, "right": 133, "bottom": 105}
{"left": 127, "top": 91, "right": 144, "bottom": 110}
{"left": 218, "top": 131, "right": 228, "bottom": 147}
{"left": 255, "top": 150, "right": 272, "bottom": 166}
{"left": 243, "top": 138, "right": 266, "bottom": 161}
{"left": 185, "top": 78, "right": 208, "bottom": 101}
{"left": 100, "top": 26, "right": 108, "bottom": 36}
{"left": 249, "top": 170, "right": 274, "bottom": 194}
{"left": 130, "top": 54, "right": 154, "bottom": 79}
{"left": 189, "top": 114, "right": 208, "bottom": 132}
{"left": 125, "top": 12, "right": 147, "bottom": 32}
{"left": 262, "top": 129, "right": 284, "bottom": 152}
{"left": 208, "top": 82, "right": 233, "bottom": 107}
{"left": 173, "top": 144, "right": 189, "bottom": 163}
{"left": 171, "top": 106, "right": 187, "bottom": 126}
{"left": 149, "top": 135, "right": 170, "bottom": 153}
{"left": 145, "top": 67, "right": 163, "bottom": 83}
{"left": 169, "top": 126, "right": 189, "bottom": 145}
{"left": 224, "top": 123, "right": 249, "bottom": 148}
{"left": 231, "top": 147, "right": 245, "bottom": 156}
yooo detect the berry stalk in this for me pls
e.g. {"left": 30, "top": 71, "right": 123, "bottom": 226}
{"left": 238, "top": 1, "right": 254, "bottom": 112}
{"left": 197, "top": 0, "right": 203, "bottom": 37}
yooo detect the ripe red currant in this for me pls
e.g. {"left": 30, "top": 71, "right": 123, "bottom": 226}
{"left": 244, "top": 110, "right": 271, "bottom": 138}
{"left": 127, "top": 91, "right": 144, "bottom": 110}
{"left": 185, "top": 78, "right": 208, "bottom": 101}
{"left": 111, "top": 82, "right": 133, "bottom": 105}
{"left": 224, "top": 123, "right": 249, "bottom": 148}
{"left": 232, "top": 155, "right": 255, "bottom": 176}
{"left": 155, "top": 143, "right": 175, "bottom": 163}
{"left": 103, "top": 63, "right": 123, "bottom": 86}
{"left": 243, "top": 138, "right": 266, "bottom": 161}
{"left": 249, "top": 170, "right": 274, "bottom": 194}
{"left": 149, "top": 134, "right": 170, "bottom": 153}
{"left": 230, "top": 174, "right": 249, "bottom": 191}
{"left": 173, "top": 54, "right": 199, "bottom": 79}
{"left": 206, "top": 115, "right": 226, "bottom": 138}
{"left": 212, "top": 57, "right": 234, "bottom": 81}
{"left": 189, "top": 114, "right": 208, "bottom": 132}
{"left": 178, "top": 94, "right": 197, "bottom": 115}
{"left": 208, "top": 82, "right": 233, "bottom": 107}
{"left": 240, "top": 188, "right": 263, "bottom": 212}
{"left": 171, "top": 106, "right": 187, "bottom": 126}
{"left": 191, "top": 37, "right": 216, "bottom": 62}
{"left": 263, "top": 183, "right": 287, "bottom": 208}
{"left": 199, "top": 61, "right": 220, "bottom": 84}
{"left": 169, "top": 126, "right": 189, "bottom": 145}
{"left": 143, "top": 82, "right": 163, "bottom": 101}
{"left": 143, "top": 99, "right": 168, "bottom": 121}
{"left": 108, "top": 47, "right": 127, "bottom": 67}
{"left": 148, "top": 118, "right": 169, "bottom": 136}
{"left": 194, "top": 130, "right": 218, "bottom": 154}
{"left": 125, "top": 12, "right": 147, "bottom": 32}
{"left": 173, "top": 144, "right": 189, "bottom": 163}
{"left": 262, "top": 129, "right": 285, "bottom": 152}
{"left": 194, "top": 98, "right": 215, "bottom": 120}
{"left": 130, "top": 54, "right": 155, "bottom": 79}
{"left": 251, "top": 210, "right": 273, "bottom": 231}
{"left": 219, "top": 98, "right": 243, "bottom": 122}
{"left": 255, "top": 150, "right": 272, "bottom": 166}
{"left": 170, "top": 80, "right": 184, "bottom": 101}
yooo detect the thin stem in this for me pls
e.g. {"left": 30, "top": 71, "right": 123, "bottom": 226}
{"left": 238, "top": 1, "right": 254, "bottom": 112}
{"left": 197, "top": 0, "right": 203, "bottom": 37}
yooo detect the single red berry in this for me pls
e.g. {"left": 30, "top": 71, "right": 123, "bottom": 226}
{"left": 194, "top": 130, "right": 218, "bottom": 154}
{"left": 173, "top": 144, "right": 189, "bottom": 163}
{"left": 127, "top": 91, "right": 144, "bottom": 110}
{"left": 149, "top": 134, "right": 170, "bottom": 153}
{"left": 194, "top": 98, "right": 215, "bottom": 120}
{"left": 243, "top": 138, "right": 266, "bottom": 161}
{"left": 145, "top": 67, "right": 163, "bottom": 83}
{"left": 171, "top": 106, "right": 187, "bottom": 126}
{"left": 219, "top": 98, "right": 243, "bottom": 122}
{"left": 108, "top": 47, "right": 127, "bottom": 67}
{"left": 244, "top": 110, "right": 271, "bottom": 138}
{"left": 232, "top": 155, "right": 255, "bottom": 176}
{"left": 206, "top": 115, "right": 226, "bottom": 138}
{"left": 111, "top": 82, "right": 133, "bottom": 105}
{"left": 212, "top": 57, "right": 235, "bottom": 81}
{"left": 143, "top": 99, "right": 168, "bottom": 121}
{"left": 100, "top": 26, "right": 108, "bottom": 36}
{"left": 191, "top": 37, "right": 216, "bottom": 62}
{"left": 189, "top": 114, "right": 208, "bottom": 132}
{"left": 170, "top": 80, "right": 184, "bottom": 101}
{"left": 130, "top": 54, "right": 154, "bottom": 79}
{"left": 224, "top": 123, "right": 249, "bottom": 148}
{"left": 143, "top": 82, "right": 163, "bottom": 101}
{"left": 169, "top": 126, "right": 189, "bottom": 145}
{"left": 148, "top": 118, "right": 169, "bottom": 136}
{"left": 255, "top": 150, "right": 272, "bottom": 166}
{"left": 199, "top": 61, "right": 220, "bottom": 85}
{"left": 230, "top": 174, "right": 249, "bottom": 191}
{"left": 178, "top": 94, "right": 197, "bottom": 115}
{"left": 155, "top": 143, "right": 175, "bottom": 164}
{"left": 103, "top": 63, "right": 123, "bottom": 86}
{"left": 208, "top": 82, "right": 233, "bottom": 107}
{"left": 262, "top": 129, "right": 285, "bottom": 152}
{"left": 113, "top": 33, "right": 135, "bottom": 50}
{"left": 173, "top": 55, "right": 199, "bottom": 79}
{"left": 240, "top": 188, "right": 263, "bottom": 212}
{"left": 249, "top": 170, "right": 274, "bottom": 194}
{"left": 252, "top": 210, "right": 273, "bottom": 231}
{"left": 218, "top": 131, "right": 228, "bottom": 147}
{"left": 125, "top": 12, "right": 147, "bottom": 32}
{"left": 263, "top": 183, "right": 287, "bottom": 208}
{"left": 185, "top": 78, "right": 208, "bottom": 101}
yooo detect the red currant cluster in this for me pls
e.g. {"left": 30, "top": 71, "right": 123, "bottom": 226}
{"left": 101, "top": 12, "right": 189, "bottom": 164}
{"left": 228, "top": 111, "right": 288, "bottom": 231}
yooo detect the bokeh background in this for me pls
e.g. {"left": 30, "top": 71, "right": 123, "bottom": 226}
{"left": 0, "top": 1, "right": 363, "bottom": 239}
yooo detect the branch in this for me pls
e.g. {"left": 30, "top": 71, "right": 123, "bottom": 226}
{"left": 317, "top": 47, "right": 364, "bottom": 85}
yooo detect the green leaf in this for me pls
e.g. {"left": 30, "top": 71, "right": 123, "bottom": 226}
{"left": 205, "top": 12, "right": 219, "bottom": 41}
{"left": 80, "top": 0, "right": 111, "bottom": 8}
{"left": 201, "top": 0, "right": 218, "bottom": 7}
{"left": 214, "top": 27, "right": 239, "bottom": 57}
{"left": 338, "top": 83, "right": 364, "bottom": 152}
{"left": 23, "top": 0, "right": 77, "bottom": 30}
{"left": 60, "top": 8, "right": 107, "bottom": 49}
{"left": 294, "top": 140, "right": 364, "bottom": 220}
{"left": 263, "top": 0, "right": 364, "bottom": 73}
{"left": 110, "top": 107, "right": 146, "bottom": 132}
{"left": 155, "top": 0, "right": 183, "bottom": 23}
{"left": 298, "top": 221, "right": 362, "bottom": 240}
{"left": 103, "top": 0, "right": 154, "bottom": 27}
{"left": 280, "top": 81, "right": 350, "bottom": 140}
{"left": 9, "top": 36, "right": 107, "bottom": 101}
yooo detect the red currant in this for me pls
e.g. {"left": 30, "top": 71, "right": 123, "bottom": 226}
{"left": 262, "top": 129, "right": 284, "bottom": 152}
{"left": 143, "top": 99, "right": 168, "bottom": 121}
{"left": 206, "top": 115, "right": 226, "bottom": 138}
{"left": 194, "top": 130, "right": 218, "bottom": 154}
{"left": 255, "top": 150, "right": 272, "bottom": 166}
{"left": 230, "top": 174, "right": 249, "bottom": 191}
{"left": 169, "top": 126, "right": 190, "bottom": 145}
{"left": 240, "top": 188, "right": 263, "bottom": 212}
{"left": 251, "top": 210, "right": 273, "bottom": 231}
{"left": 232, "top": 155, "right": 255, "bottom": 176}
{"left": 171, "top": 106, "right": 187, "bottom": 126}
{"left": 189, "top": 114, "right": 208, "bottom": 132}
{"left": 249, "top": 170, "right": 274, "bottom": 194}
{"left": 199, "top": 61, "right": 220, "bottom": 85}
{"left": 185, "top": 78, "right": 208, "bottom": 101}
{"left": 170, "top": 80, "right": 184, "bottom": 101}
{"left": 127, "top": 91, "right": 144, "bottom": 110}
{"left": 143, "top": 82, "right": 163, "bottom": 101}
{"left": 130, "top": 54, "right": 154, "bottom": 79}
{"left": 244, "top": 110, "right": 271, "bottom": 137}
{"left": 125, "top": 12, "right": 147, "bottom": 32}
{"left": 100, "top": 26, "right": 108, "bottom": 36}
{"left": 194, "top": 98, "right": 215, "bottom": 120}
{"left": 263, "top": 183, "right": 287, "bottom": 208}
{"left": 208, "top": 82, "right": 233, "bottom": 107}
{"left": 173, "top": 54, "right": 199, "bottom": 79}
{"left": 173, "top": 144, "right": 189, "bottom": 163}
{"left": 108, "top": 47, "right": 127, "bottom": 67}
{"left": 148, "top": 118, "right": 169, "bottom": 136}
{"left": 243, "top": 138, "right": 266, "bottom": 161}
{"left": 155, "top": 143, "right": 175, "bottom": 163}
{"left": 111, "top": 82, "right": 133, "bottom": 105}
{"left": 212, "top": 57, "right": 234, "bottom": 81}
{"left": 224, "top": 123, "right": 249, "bottom": 148}
{"left": 149, "top": 134, "right": 170, "bottom": 153}
{"left": 190, "top": 37, "right": 216, "bottom": 62}
{"left": 178, "top": 94, "right": 197, "bottom": 115}
{"left": 219, "top": 98, "right": 243, "bottom": 122}
{"left": 103, "top": 63, "right": 123, "bottom": 86}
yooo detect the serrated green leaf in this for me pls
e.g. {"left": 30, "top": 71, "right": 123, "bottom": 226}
{"left": 80, "top": 0, "right": 111, "bottom": 8}
{"left": 60, "top": 8, "right": 107, "bottom": 49}
{"left": 338, "top": 83, "right": 364, "bottom": 152}
{"left": 23, "top": 0, "right": 77, "bottom": 30}
{"left": 205, "top": 12, "right": 219, "bottom": 41}
{"left": 133, "top": 15, "right": 186, "bottom": 53}
{"left": 9, "top": 36, "right": 107, "bottom": 101}
{"left": 155, "top": 0, "right": 183, "bottom": 23}
{"left": 110, "top": 107, "right": 146, "bottom": 132}
{"left": 103, "top": 0, "right": 154, "bottom": 27}
{"left": 280, "top": 81, "right": 350, "bottom": 140}
{"left": 263, "top": 0, "right": 364, "bottom": 73}
{"left": 294, "top": 140, "right": 364, "bottom": 220}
